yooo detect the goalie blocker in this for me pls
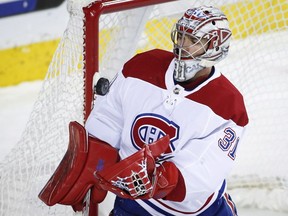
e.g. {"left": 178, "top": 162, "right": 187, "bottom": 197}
{"left": 38, "top": 121, "right": 120, "bottom": 211}
{"left": 38, "top": 121, "right": 185, "bottom": 213}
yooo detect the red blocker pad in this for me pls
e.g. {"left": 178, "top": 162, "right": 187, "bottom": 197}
{"left": 38, "top": 121, "right": 119, "bottom": 207}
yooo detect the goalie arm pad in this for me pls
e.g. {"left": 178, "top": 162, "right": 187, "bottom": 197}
{"left": 95, "top": 135, "right": 186, "bottom": 201}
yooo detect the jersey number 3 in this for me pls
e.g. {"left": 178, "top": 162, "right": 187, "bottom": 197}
{"left": 218, "top": 127, "right": 239, "bottom": 160}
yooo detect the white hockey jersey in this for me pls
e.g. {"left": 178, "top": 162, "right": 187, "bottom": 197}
{"left": 85, "top": 49, "right": 249, "bottom": 215}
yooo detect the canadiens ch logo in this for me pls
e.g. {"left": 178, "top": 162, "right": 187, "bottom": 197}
{"left": 130, "top": 113, "right": 180, "bottom": 153}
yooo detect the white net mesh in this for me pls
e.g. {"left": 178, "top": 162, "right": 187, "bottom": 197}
{"left": 0, "top": 0, "right": 288, "bottom": 215}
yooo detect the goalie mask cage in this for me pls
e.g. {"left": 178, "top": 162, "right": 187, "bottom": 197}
{"left": 0, "top": 0, "right": 288, "bottom": 215}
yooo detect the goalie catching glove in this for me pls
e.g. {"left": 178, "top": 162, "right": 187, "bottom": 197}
{"left": 95, "top": 135, "right": 185, "bottom": 201}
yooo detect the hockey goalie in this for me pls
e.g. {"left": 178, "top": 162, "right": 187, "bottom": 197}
{"left": 39, "top": 5, "right": 248, "bottom": 216}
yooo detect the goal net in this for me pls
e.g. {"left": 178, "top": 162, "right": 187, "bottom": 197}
{"left": 0, "top": 0, "right": 287, "bottom": 215}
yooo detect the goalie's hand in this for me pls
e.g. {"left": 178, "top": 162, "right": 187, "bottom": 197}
{"left": 94, "top": 135, "right": 181, "bottom": 200}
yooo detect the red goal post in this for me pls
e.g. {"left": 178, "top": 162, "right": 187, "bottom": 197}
{"left": 0, "top": 0, "right": 287, "bottom": 216}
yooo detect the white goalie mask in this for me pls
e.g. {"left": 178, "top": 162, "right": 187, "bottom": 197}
{"left": 171, "top": 6, "right": 232, "bottom": 82}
